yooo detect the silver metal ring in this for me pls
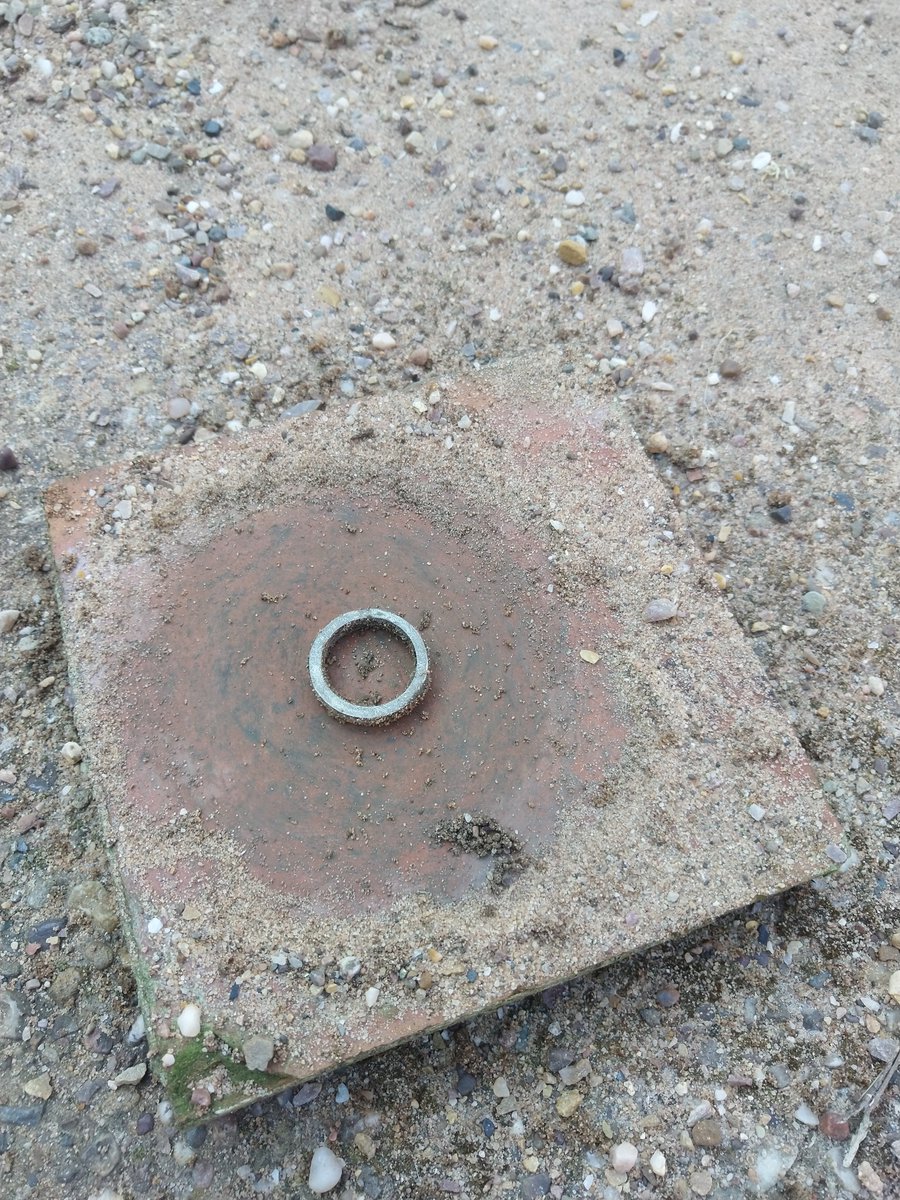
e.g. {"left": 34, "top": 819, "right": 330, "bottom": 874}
{"left": 308, "top": 608, "right": 431, "bottom": 726}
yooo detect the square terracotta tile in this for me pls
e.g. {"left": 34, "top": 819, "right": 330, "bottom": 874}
{"left": 45, "top": 360, "right": 838, "bottom": 1120}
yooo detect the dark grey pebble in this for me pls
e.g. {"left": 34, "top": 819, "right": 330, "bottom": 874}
{"left": 184, "top": 1124, "right": 207, "bottom": 1149}
{"left": 521, "top": 1173, "right": 551, "bottom": 1198}
{"left": 456, "top": 1071, "right": 477, "bottom": 1096}
{"left": 0, "top": 1104, "right": 45, "bottom": 1126}
{"left": 325, "top": 203, "right": 345, "bottom": 221}
{"left": 135, "top": 1113, "right": 154, "bottom": 1135}
{"left": 548, "top": 1048, "right": 576, "bottom": 1072}
{"left": 26, "top": 916, "right": 67, "bottom": 947}
{"left": 75, "top": 1080, "right": 105, "bottom": 1105}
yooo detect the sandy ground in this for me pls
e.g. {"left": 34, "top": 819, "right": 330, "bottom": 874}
{"left": 1, "top": 1, "right": 899, "bottom": 1198}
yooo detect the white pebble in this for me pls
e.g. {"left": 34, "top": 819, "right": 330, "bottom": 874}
{"left": 0, "top": 609, "right": 21, "bottom": 634}
{"left": 644, "top": 598, "right": 678, "bottom": 623}
{"left": 564, "top": 190, "right": 585, "bottom": 207}
{"left": 610, "top": 1142, "right": 638, "bottom": 1173}
{"left": 748, "top": 804, "right": 766, "bottom": 822}
{"left": 607, "top": 318, "right": 624, "bottom": 337}
{"left": 127, "top": 1014, "right": 146, "bottom": 1044}
{"left": 147, "top": 917, "right": 163, "bottom": 935}
{"left": 112, "top": 499, "right": 132, "bottom": 521}
{"left": 249, "top": 361, "right": 268, "bottom": 380}
{"left": 641, "top": 299, "right": 658, "bottom": 323}
{"left": 794, "top": 1102, "right": 819, "bottom": 1127}
{"left": 868, "top": 675, "right": 885, "bottom": 697}
{"left": 812, "top": 235, "right": 823, "bottom": 252}
{"left": 650, "top": 1150, "right": 667, "bottom": 1176}
{"left": 308, "top": 1146, "right": 344, "bottom": 1194}
{"left": 60, "top": 742, "right": 84, "bottom": 765}
{"left": 176, "top": 1003, "right": 202, "bottom": 1038}
{"left": 751, "top": 151, "right": 772, "bottom": 171}
{"left": 888, "top": 968, "right": 900, "bottom": 1001}
{"left": 873, "top": 249, "right": 889, "bottom": 267}
{"left": 371, "top": 331, "right": 396, "bottom": 350}
{"left": 365, "top": 986, "right": 380, "bottom": 1008}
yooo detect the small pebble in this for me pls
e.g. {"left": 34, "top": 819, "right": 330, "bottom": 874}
{"left": 610, "top": 1142, "right": 638, "bottom": 1174}
{"left": 177, "top": 1003, "right": 202, "bottom": 1038}
{"left": 691, "top": 1118, "right": 722, "bottom": 1148}
{"left": 557, "top": 238, "right": 588, "bottom": 266}
{"left": 0, "top": 610, "right": 21, "bottom": 634}
{"left": 60, "top": 742, "right": 83, "bottom": 765}
{"left": 641, "top": 299, "right": 658, "bottom": 323}
{"left": 307, "top": 144, "right": 338, "bottom": 172}
{"left": 478, "top": 35, "right": 498, "bottom": 51}
{"left": 172, "top": 1139, "right": 196, "bottom": 1167}
{"left": 645, "top": 431, "right": 669, "bottom": 454}
{"left": 325, "top": 204, "right": 345, "bottom": 221}
{"left": 819, "top": 1111, "right": 850, "bottom": 1141}
{"left": 243, "top": 1035, "right": 275, "bottom": 1071}
{"left": 339, "top": 955, "right": 361, "bottom": 979}
{"left": 650, "top": 1150, "right": 666, "bottom": 1176}
{"left": 794, "top": 1102, "right": 818, "bottom": 1127}
{"left": 801, "top": 591, "right": 826, "bottom": 615}
{"left": 564, "top": 190, "right": 585, "bottom": 207}
{"left": 308, "top": 1146, "right": 344, "bottom": 1194}
{"left": 555, "top": 1089, "right": 582, "bottom": 1118}
{"left": 690, "top": 1171, "right": 713, "bottom": 1197}
{"left": 112, "top": 1062, "right": 147, "bottom": 1088}
{"left": 720, "top": 358, "right": 743, "bottom": 378}
{"left": 0, "top": 447, "right": 19, "bottom": 471}
{"left": 371, "top": 331, "right": 396, "bottom": 351}
{"left": 644, "top": 598, "right": 678, "bottom": 622}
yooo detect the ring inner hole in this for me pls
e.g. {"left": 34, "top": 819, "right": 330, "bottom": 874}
{"left": 324, "top": 623, "right": 417, "bottom": 708}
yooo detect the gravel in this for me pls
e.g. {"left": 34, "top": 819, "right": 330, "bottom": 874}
{"left": 0, "top": 0, "right": 898, "bottom": 1196}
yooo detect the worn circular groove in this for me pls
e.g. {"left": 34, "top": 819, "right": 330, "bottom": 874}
{"left": 308, "top": 608, "right": 431, "bottom": 726}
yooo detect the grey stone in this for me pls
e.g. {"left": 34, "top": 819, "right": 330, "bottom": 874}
{"left": 243, "top": 1035, "right": 275, "bottom": 1072}
{"left": 801, "top": 590, "right": 827, "bottom": 615}
{"left": 0, "top": 990, "right": 23, "bottom": 1039}
{"left": 0, "top": 1104, "right": 44, "bottom": 1126}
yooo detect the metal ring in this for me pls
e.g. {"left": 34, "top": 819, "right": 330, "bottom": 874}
{"left": 308, "top": 608, "right": 431, "bottom": 726}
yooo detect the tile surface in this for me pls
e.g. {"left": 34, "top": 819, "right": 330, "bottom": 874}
{"left": 45, "top": 360, "right": 839, "bottom": 1120}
